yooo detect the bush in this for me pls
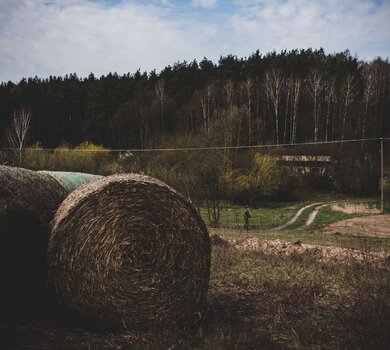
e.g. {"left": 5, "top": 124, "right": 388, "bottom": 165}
{"left": 20, "top": 142, "right": 118, "bottom": 175}
{"left": 224, "top": 153, "right": 296, "bottom": 203}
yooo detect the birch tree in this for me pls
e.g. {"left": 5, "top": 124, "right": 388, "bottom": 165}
{"left": 199, "top": 83, "right": 215, "bottom": 133}
{"left": 307, "top": 69, "right": 325, "bottom": 142}
{"left": 324, "top": 77, "right": 335, "bottom": 141}
{"left": 283, "top": 77, "right": 291, "bottom": 143}
{"left": 341, "top": 73, "right": 357, "bottom": 140}
{"left": 265, "top": 69, "right": 284, "bottom": 144}
{"left": 290, "top": 77, "right": 301, "bottom": 144}
{"left": 241, "top": 77, "right": 253, "bottom": 144}
{"left": 224, "top": 79, "right": 234, "bottom": 109}
{"left": 361, "top": 64, "right": 374, "bottom": 139}
{"left": 6, "top": 107, "right": 32, "bottom": 164}
{"left": 155, "top": 79, "right": 167, "bottom": 139}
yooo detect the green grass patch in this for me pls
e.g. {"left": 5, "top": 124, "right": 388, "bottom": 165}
{"left": 308, "top": 206, "right": 359, "bottom": 230}
{"left": 199, "top": 204, "right": 301, "bottom": 229}
{"left": 199, "top": 197, "right": 385, "bottom": 230}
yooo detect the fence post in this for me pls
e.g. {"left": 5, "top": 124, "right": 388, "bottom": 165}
{"left": 380, "top": 137, "right": 384, "bottom": 213}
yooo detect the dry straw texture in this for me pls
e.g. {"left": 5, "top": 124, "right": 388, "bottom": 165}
{"left": 0, "top": 165, "right": 68, "bottom": 317}
{"left": 0, "top": 165, "right": 68, "bottom": 226}
{"left": 48, "top": 173, "right": 211, "bottom": 331}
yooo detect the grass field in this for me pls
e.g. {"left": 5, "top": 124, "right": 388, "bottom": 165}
{"left": 1, "top": 226, "right": 389, "bottom": 349}
{"left": 200, "top": 203, "right": 301, "bottom": 229}
{"left": 204, "top": 232, "right": 390, "bottom": 349}
{"left": 202, "top": 190, "right": 390, "bottom": 348}
{"left": 1, "top": 198, "right": 389, "bottom": 349}
{"left": 199, "top": 198, "right": 383, "bottom": 231}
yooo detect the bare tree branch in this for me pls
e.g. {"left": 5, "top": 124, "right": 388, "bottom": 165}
{"left": 6, "top": 106, "right": 32, "bottom": 164}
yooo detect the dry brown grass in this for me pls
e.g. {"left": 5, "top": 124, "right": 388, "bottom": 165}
{"left": 330, "top": 202, "right": 380, "bottom": 214}
{"left": 205, "top": 235, "right": 390, "bottom": 349}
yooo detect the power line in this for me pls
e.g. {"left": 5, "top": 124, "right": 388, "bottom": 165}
{"left": 0, "top": 137, "right": 383, "bottom": 153}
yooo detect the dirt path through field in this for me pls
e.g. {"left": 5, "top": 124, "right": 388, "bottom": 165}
{"left": 324, "top": 214, "right": 390, "bottom": 237}
{"left": 274, "top": 203, "right": 322, "bottom": 230}
{"left": 305, "top": 204, "right": 329, "bottom": 226}
{"left": 275, "top": 202, "right": 382, "bottom": 230}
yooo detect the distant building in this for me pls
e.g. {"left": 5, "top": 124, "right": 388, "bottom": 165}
{"left": 278, "top": 155, "right": 332, "bottom": 175}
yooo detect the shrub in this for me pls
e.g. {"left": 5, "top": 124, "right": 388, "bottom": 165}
{"left": 224, "top": 153, "right": 295, "bottom": 203}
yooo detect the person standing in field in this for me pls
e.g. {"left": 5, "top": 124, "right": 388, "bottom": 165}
{"left": 244, "top": 207, "right": 251, "bottom": 231}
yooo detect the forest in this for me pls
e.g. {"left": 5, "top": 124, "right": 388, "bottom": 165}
{"left": 1, "top": 48, "right": 389, "bottom": 150}
{"left": 0, "top": 49, "right": 389, "bottom": 215}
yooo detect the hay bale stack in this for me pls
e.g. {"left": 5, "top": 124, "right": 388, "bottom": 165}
{"left": 48, "top": 173, "right": 211, "bottom": 331}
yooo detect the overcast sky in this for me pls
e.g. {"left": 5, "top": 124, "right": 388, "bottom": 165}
{"left": 0, "top": 0, "right": 389, "bottom": 82}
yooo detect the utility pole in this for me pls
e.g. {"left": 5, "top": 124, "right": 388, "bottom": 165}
{"left": 380, "top": 137, "right": 384, "bottom": 213}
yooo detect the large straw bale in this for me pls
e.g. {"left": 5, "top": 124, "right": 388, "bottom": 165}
{"left": 0, "top": 165, "right": 100, "bottom": 319}
{"left": 0, "top": 166, "right": 68, "bottom": 226}
{"left": 0, "top": 165, "right": 68, "bottom": 318}
{"left": 48, "top": 173, "right": 211, "bottom": 331}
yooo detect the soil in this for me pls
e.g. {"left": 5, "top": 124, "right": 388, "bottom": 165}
{"left": 324, "top": 214, "right": 390, "bottom": 237}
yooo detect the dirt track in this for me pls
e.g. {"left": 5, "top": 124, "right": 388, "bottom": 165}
{"left": 325, "top": 214, "right": 390, "bottom": 237}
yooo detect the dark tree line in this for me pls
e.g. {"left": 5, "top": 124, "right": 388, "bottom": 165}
{"left": 1, "top": 49, "right": 389, "bottom": 149}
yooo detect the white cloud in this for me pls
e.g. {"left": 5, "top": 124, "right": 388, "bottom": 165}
{"left": 0, "top": 0, "right": 388, "bottom": 82}
{"left": 191, "top": 0, "right": 218, "bottom": 8}
{"left": 153, "top": 0, "right": 172, "bottom": 6}
{"left": 229, "top": 0, "right": 390, "bottom": 60}
{"left": 0, "top": 0, "right": 221, "bottom": 82}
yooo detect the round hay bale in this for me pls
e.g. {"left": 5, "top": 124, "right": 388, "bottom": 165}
{"left": 0, "top": 166, "right": 69, "bottom": 226}
{"left": 48, "top": 173, "right": 211, "bottom": 331}
{"left": 0, "top": 165, "right": 68, "bottom": 318}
